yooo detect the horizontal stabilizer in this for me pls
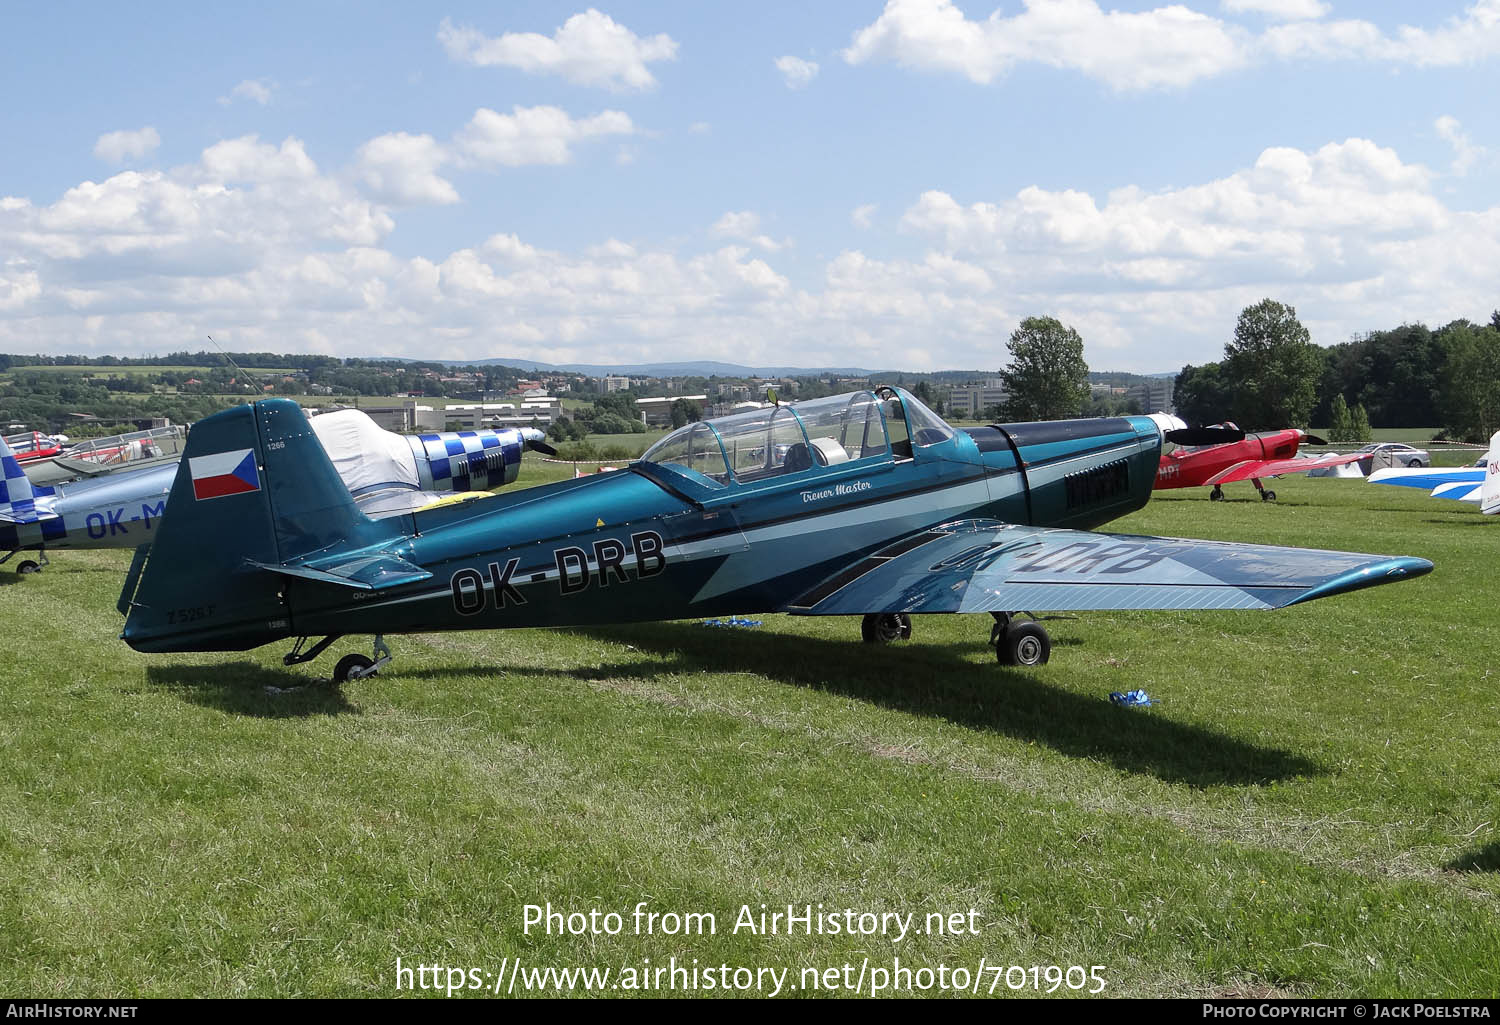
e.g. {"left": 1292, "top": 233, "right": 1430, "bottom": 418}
{"left": 785, "top": 520, "right": 1432, "bottom": 615}
{"left": 1431, "top": 481, "right": 1480, "bottom": 502}
{"left": 0, "top": 498, "right": 59, "bottom": 525}
{"left": 246, "top": 551, "right": 432, "bottom": 591}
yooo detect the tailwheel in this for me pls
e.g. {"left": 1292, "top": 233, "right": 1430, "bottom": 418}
{"left": 995, "top": 620, "right": 1051, "bottom": 667}
{"left": 333, "top": 654, "right": 376, "bottom": 682}
{"left": 861, "top": 612, "right": 912, "bottom": 643}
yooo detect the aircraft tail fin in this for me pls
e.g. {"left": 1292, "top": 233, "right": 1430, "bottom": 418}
{"left": 121, "top": 399, "right": 403, "bottom": 652}
{"left": 1483, "top": 430, "right": 1500, "bottom": 516}
{"left": 0, "top": 433, "right": 36, "bottom": 512}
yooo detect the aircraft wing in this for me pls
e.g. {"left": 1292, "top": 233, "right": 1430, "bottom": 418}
{"left": 1368, "top": 467, "right": 1484, "bottom": 491}
{"left": 1205, "top": 452, "right": 1365, "bottom": 486}
{"left": 352, "top": 487, "right": 488, "bottom": 520}
{"left": 783, "top": 519, "right": 1431, "bottom": 616}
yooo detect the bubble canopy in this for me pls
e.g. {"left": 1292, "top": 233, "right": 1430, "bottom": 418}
{"left": 639, "top": 389, "right": 953, "bottom": 487}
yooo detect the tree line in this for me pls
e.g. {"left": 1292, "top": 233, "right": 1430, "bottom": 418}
{"left": 995, "top": 303, "right": 1500, "bottom": 442}
{"left": 1176, "top": 304, "right": 1500, "bottom": 441}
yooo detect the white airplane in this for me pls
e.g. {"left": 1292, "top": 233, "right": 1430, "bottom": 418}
{"left": 1368, "top": 433, "right": 1500, "bottom": 510}
{"left": 1, "top": 410, "right": 555, "bottom": 573}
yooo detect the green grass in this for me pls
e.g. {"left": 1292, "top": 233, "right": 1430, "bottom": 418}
{"left": 1, "top": 462, "right": 1498, "bottom": 997}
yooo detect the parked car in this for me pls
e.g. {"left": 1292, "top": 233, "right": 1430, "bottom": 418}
{"left": 1355, "top": 442, "right": 1430, "bottom": 474}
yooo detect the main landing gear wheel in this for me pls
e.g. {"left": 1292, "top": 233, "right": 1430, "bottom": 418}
{"left": 1209, "top": 486, "right": 1225, "bottom": 502}
{"left": 861, "top": 612, "right": 912, "bottom": 643}
{"left": 332, "top": 635, "right": 393, "bottom": 683}
{"left": 991, "top": 613, "right": 1051, "bottom": 667}
{"left": 1261, "top": 489, "right": 1277, "bottom": 502}
{"left": 16, "top": 560, "right": 41, "bottom": 575}
{"left": 334, "top": 654, "right": 375, "bottom": 682}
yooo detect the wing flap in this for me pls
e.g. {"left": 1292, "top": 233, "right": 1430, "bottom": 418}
{"left": 785, "top": 520, "right": 1431, "bottom": 616}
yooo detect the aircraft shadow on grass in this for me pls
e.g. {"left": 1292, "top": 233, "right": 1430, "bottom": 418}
{"left": 549, "top": 622, "right": 1321, "bottom": 789}
{"left": 146, "top": 662, "right": 356, "bottom": 718}
{"left": 1444, "top": 842, "right": 1500, "bottom": 874}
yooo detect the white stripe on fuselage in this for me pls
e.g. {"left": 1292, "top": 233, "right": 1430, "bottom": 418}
{"left": 342, "top": 472, "right": 1002, "bottom": 615}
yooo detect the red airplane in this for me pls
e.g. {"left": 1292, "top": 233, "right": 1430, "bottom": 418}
{"left": 1, "top": 431, "right": 65, "bottom": 464}
{"left": 1154, "top": 421, "right": 1364, "bottom": 501}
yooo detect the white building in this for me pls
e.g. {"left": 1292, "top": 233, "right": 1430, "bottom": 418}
{"left": 441, "top": 396, "right": 561, "bottom": 430}
{"left": 636, "top": 395, "right": 709, "bottom": 428}
{"left": 947, "top": 381, "right": 1009, "bottom": 418}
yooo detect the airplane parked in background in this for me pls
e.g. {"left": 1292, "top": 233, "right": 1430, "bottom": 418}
{"left": 0, "top": 413, "right": 556, "bottom": 574}
{"left": 3, "top": 430, "right": 68, "bottom": 464}
{"left": 118, "top": 389, "right": 1432, "bottom": 682}
{"left": 22, "top": 426, "right": 187, "bottom": 487}
{"left": 1369, "top": 443, "right": 1497, "bottom": 509}
{"left": 1154, "top": 422, "right": 1365, "bottom": 501}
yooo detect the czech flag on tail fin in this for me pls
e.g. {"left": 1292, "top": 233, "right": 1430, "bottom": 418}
{"left": 189, "top": 449, "right": 260, "bottom": 500}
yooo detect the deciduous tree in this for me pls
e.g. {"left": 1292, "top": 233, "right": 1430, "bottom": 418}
{"left": 999, "top": 316, "right": 1090, "bottom": 421}
{"left": 1223, "top": 299, "right": 1321, "bottom": 429}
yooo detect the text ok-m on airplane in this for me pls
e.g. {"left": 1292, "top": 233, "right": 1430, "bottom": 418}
{"left": 117, "top": 388, "right": 1432, "bottom": 682}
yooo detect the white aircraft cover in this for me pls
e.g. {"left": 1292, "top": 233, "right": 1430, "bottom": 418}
{"left": 309, "top": 410, "right": 421, "bottom": 497}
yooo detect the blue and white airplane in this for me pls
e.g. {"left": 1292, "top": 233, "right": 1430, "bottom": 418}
{"left": 1368, "top": 436, "right": 1500, "bottom": 508}
{"left": 0, "top": 411, "right": 556, "bottom": 574}
{"left": 117, "top": 387, "right": 1433, "bottom": 682}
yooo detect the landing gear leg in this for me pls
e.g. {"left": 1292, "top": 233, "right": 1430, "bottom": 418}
{"left": 1253, "top": 478, "right": 1276, "bottom": 502}
{"left": 1210, "top": 486, "right": 1225, "bottom": 502}
{"left": 334, "top": 635, "right": 393, "bottom": 683}
{"left": 992, "top": 611, "right": 1051, "bottom": 667}
{"left": 861, "top": 613, "right": 912, "bottom": 643}
{"left": 6, "top": 547, "right": 47, "bottom": 574}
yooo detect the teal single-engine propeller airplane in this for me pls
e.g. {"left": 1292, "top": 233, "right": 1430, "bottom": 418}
{"left": 118, "top": 388, "right": 1433, "bottom": 682}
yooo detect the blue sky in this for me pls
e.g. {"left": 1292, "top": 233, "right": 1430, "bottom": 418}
{"left": 2, "top": 1, "right": 1498, "bottom": 372}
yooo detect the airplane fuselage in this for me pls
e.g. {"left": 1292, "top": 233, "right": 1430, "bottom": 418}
{"left": 286, "top": 421, "right": 1163, "bottom": 639}
{"left": 1, "top": 463, "right": 173, "bottom": 555}
{"left": 123, "top": 409, "right": 1167, "bottom": 653}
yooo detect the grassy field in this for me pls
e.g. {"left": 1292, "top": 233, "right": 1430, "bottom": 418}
{"left": 1, "top": 461, "right": 1497, "bottom": 998}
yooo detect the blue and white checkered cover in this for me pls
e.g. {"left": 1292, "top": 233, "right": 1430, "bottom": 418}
{"left": 408, "top": 429, "right": 526, "bottom": 493}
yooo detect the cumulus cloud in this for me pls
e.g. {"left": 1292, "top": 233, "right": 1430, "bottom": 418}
{"left": 354, "top": 132, "right": 459, "bottom": 205}
{"left": 844, "top": 0, "right": 1500, "bottom": 91}
{"left": 711, "top": 211, "right": 785, "bottom": 251}
{"left": 1435, "top": 115, "right": 1484, "bottom": 176}
{"left": 219, "top": 79, "right": 274, "bottom": 106}
{"left": 93, "top": 127, "right": 161, "bottom": 164}
{"left": 774, "top": 55, "right": 820, "bottom": 88}
{"left": 1221, "top": 0, "right": 1328, "bottom": 19}
{"left": 454, "top": 106, "right": 634, "bottom": 167}
{"left": 852, "top": 203, "right": 878, "bottom": 229}
{"left": 843, "top": 0, "right": 1250, "bottom": 90}
{"left": 5, "top": 132, "right": 1500, "bottom": 372}
{"left": 437, "top": 10, "right": 678, "bottom": 91}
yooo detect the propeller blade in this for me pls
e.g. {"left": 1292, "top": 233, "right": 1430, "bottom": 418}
{"left": 526, "top": 439, "right": 559, "bottom": 457}
{"left": 1164, "top": 426, "right": 1246, "bottom": 446}
{"left": 1302, "top": 434, "right": 1328, "bottom": 446}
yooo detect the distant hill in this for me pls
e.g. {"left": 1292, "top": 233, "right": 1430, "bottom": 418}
{"left": 437, "top": 358, "right": 881, "bottom": 378}
{"left": 373, "top": 355, "right": 1182, "bottom": 381}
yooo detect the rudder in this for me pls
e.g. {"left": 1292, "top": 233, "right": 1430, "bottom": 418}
{"left": 121, "top": 399, "right": 400, "bottom": 652}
